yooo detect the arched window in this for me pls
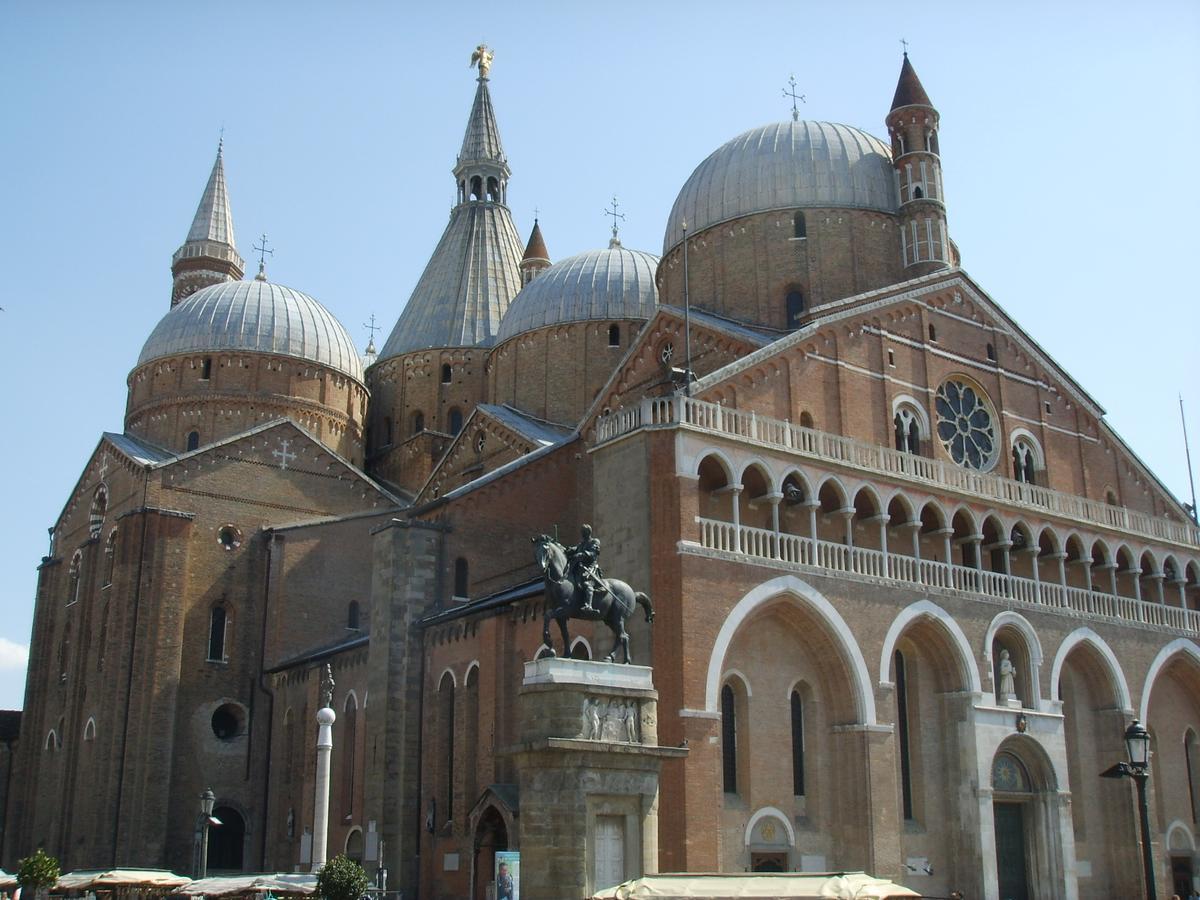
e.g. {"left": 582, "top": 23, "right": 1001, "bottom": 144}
{"left": 799, "top": 411, "right": 815, "bottom": 429}
{"left": 83, "top": 717, "right": 96, "bottom": 742}
{"left": 208, "top": 605, "right": 228, "bottom": 662}
{"left": 412, "top": 411, "right": 425, "bottom": 435}
{"left": 785, "top": 291, "right": 805, "bottom": 329}
{"left": 90, "top": 486, "right": 108, "bottom": 539}
{"left": 201, "top": 357, "right": 212, "bottom": 380}
{"left": 912, "top": 184, "right": 924, "bottom": 200}
{"left": 68, "top": 550, "right": 83, "bottom": 605}
{"left": 448, "top": 408, "right": 463, "bottom": 435}
{"left": 187, "top": 431, "right": 200, "bottom": 451}
{"left": 103, "top": 528, "right": 117, "bottom": 587}
{"left": 347, "top": 600, "right": 361, "bottom": 630}
{"left": 790, "top": 689, "right": 805, "bottom": 796}
{"left": 439, "top": 673, "right": 455, "bottom": 821}
{"left": 441, "top": 364, "right": 452, "bottom": 384}
{"left": 986, "top": 342, "right": 996, "bottom": 362}
{"left": 342, "top": 693, "right": 358, "bottom": 817}
{"left": 929, "top": 130, "right": 940, "bottom": 155}
{"left": 793, "top": 212, "right": 807, "bottom": 239}
{"left": 1011, "top": 435, "right": 1042, "bottom": 485}
{"left": 895, "top": 650, "right": 914, "bottom": 820}
{"left": 59, "top": 618, "right": 72, "bottom": 681}
{"left": 570, "top": 640, "right": 591, "bottom": 660}
{"left": 486, "top": 177, "right": 499, "bottom": 202}
{"left": 454, "top": 557, "right": 469, "bottom": 598}
{"left": 721, "top": 683, "right": 738, "bottom": 794}
{"left": 470, "top": 176, "right": 482, "bottom": 201}
{"left": 608, "top": 324, "right": 620, "bottom": 347}
{"left": 928, "top": 324, "right": 937, "bottom": 342}
{"left": 894, "top": 407, "right": 922, "bottom": 455}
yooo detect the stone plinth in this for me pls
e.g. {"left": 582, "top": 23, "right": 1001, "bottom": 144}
{"left": 508, "top": 658, "right": 687, "bottom": 900}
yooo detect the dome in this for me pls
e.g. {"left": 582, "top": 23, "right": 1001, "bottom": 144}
{"left": 137, "top": 279, "right": 364, "bottom": 383}
{"left": 663, "top": 120, "right": 897, "bottom": 254}
{"left": 496, "top": 243, "right": 660, "bottom": 343}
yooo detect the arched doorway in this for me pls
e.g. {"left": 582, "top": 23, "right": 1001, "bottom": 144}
{"left": 473, "top": 805, "right": 509, "bottom": 900}
{"left": 989, "top": 739, "right": 1065, "bottom": 900}
{"left": 209, "top": 805, "right": 246, "bottom": 872}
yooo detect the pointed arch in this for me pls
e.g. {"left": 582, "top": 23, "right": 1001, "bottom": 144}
{"left": 878, "top": 600, "right": 980, "bottom": 693}
{"left": 1140, "top": 638, "right": 1200, "bottom": 722}
{"left": 704, "top": 574, "right": 877, "bottom": 724}
{"left": 1048, "top": 627, "right": 1133, "bottom": 711}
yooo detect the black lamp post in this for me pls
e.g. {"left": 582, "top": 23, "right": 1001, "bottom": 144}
{"left": 1101, "top": 719, "right": 1156, "bottom": 900}
{"left": 198, "top": 788, "right": 217, "bottom": 879}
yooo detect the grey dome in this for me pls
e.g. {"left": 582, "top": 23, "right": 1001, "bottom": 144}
{"left": 664, "top": 120, "right": 897, "bottom": 254}
{"left": 496, "top": 244, "right": 660, "bottom": 343}
{"left": 138, "top": 279, "right": 364, "bottom": 383}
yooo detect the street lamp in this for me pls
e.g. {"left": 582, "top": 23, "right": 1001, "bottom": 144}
{"left": 197, "top": 789, "right": 220, "bottom": 879}
{"left": 1101, "top": 719, "right": 1156, "bottom": 900}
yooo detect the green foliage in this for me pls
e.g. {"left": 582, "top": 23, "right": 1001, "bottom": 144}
{"left": 17, "top": 848, "right": 60, "bottom": 891}
{"left": 315, "top": 854, "right": 369, "bottom": 900}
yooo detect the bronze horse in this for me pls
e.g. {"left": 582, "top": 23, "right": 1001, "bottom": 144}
{"left": 532, "top": 534, "right": 654, "bottom": 664}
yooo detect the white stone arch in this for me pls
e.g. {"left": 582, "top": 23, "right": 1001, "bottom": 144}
{"left": 1048, "top": 627, "right": 1133, "bottom": 712}
{"left": 983, "top": 610, "right": 1045, "bottom": 708}
{"left": 1139, "top": 638, "right": 1200, "bottom": 722}
{"left": 343, "top": 689, "right": 359, "bottom": 712}
{"left": 878, "top": 599, "right": 981, "bottom": 693}
{"left": 779, "top": 466, "right": 814, "bottom": 499}
{"left": 568, "top": 637, "right": 592, "bottom": 660}
{"left": 464, "top": 659, "right": 481, "bottom": 683}
{"left": 721, "top": 668, "right": 753, "bottom": 698}
{"left": 849, "top": 482, "right": 885, "bottom": 517}
{"left": 691, "top": 447, "right": 737, "bottom": 483}
{"left": 704, "top": 575, "right": 877, "bottom": 725}
{"left": 891, "top": 392, "right": 931, "bottom": 438}
{"left": 437, "top": 667, "right": 458, "bottom": 690}
{"left": 814, "top": 473, "right": 850, "bottom": 509}
{"left": 1009, "top": 427, "right": 1045, "bottom": 469}
{"left": 743, "top": 805, "right": 796, "bottom": 847}
{"left": 343, "top": 825, "right": 364, "bottom": 856}
{"left": 882, "top": 489, "right": 917, "bottom": 525}
{"left": 1033, "top": 524, "right": 1063, "bottom": 555}
{"left": 1166, "top": 819, "right": 1196, "bottom": 853}
{"left": 45, "top": 729, "right": 58, "bottom": 750}
{"left": 83, "top": 716, "right": 97, "bottom": 742}
{"left": 947, "top": 503, "right": 979, "bottom": 536}
{"left": 738, "top": 456, "right": 778, "bottom": 494}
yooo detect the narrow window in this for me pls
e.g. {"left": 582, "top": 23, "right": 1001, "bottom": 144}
{"left": 454, "top": 557, "right": 469, "bottom": 598}
{"left": 412, "top": 411, "right": 425, "bottom": 435}
{"left": 186, "top": 431, "right": 200, "bottom": 451}
{"left": 441, "top": 364, "right": 452, "bottom": 384}
{"left": 608, "top": 324, "right": 620, "bottom": 347}
{"left": 1186, "top": 729, "right": 1199, "bottom": 824}
{"left": 103, "top": 529, "right": 117, "bottom": 586}
{"left": 200, "top": 357, "right": 212, "bottom": 380}
{"left": 342, "top": 694, "right": 358, "bottom": 816}
{"left": 440, "top": 674, "right": 455, "bottom": 819}
{"left": 790, "top": 689, "right": 805, "bottom": 796}
{"left": 68, "top": 551, "right": 83, "bottom": 605}
{"left": 912, "top": 184, "right": 924, "bottom": 200}
{"left": 59, "top": 619, "right": 72, "bottom": 681}
{"left": 792, "top": 212, "right": 807, "bottom": 239}
{"left": 470, "top": 176, "right": 482, "bottom": 200}
{"left": 986, "top": 342, "right": 996, "bottom": 361}
{"left": 97, "top": 601, "right": 110, "bottom": 671}
{"left": 384, "top": 417, "right": 393, "bottom": 445}
{"left": 208, "top": 606, "right": 228, "bottom": 661}
{"left": 799, "top": 411, "right": 814, "bottom": 429}
{"left": 894, "top": 408, "right": 921, "bottom": 455}
{"left": 895, "top": 650, "right": 914, "bottom": 820}
{"left": 785, "top": 291, "right": 805, "bottom": 329}
{"left": 887, "top": 349, "right": 895, "bottom": 367}
{"left": 347, "top": 600, "right": 360, "bottom": 630}
{"left": 721, "top": 683, "right": 737, "bottom": 794}
{"left": 928, "top": 324, "right": 937, "bottom": 342}
{"left": 448, "top": 408, "right": 463, "bottom": 435}
{"left": 929, "top": 131, "right": 940, "bottom": 155}
{"left": 1012, "top": 443, "right": 1037, "bottom": 485}
{"left": 1044, "top": 401, "right": 1052, "bottom": 414}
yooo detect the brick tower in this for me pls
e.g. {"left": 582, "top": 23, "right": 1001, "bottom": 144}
{"left": 886, "top": 53, "right": 953, "bottom": 274}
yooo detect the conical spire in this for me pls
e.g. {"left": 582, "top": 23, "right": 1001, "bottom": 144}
{"left": 458, "top": 77, "right": 507, "bottom": 167}
{"left": 520, "top": 219, "right": 551, "bottom": 285}
{"left": 891, "top": 53, "right": 932, "bottom": 110}
{"left": 186, "top": 141, "right": 238, "bottom": 246}
{"left": 171, "top": 141, "right": 245, "bottom": 306}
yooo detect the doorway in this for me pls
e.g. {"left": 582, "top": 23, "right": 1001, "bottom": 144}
{"left": 1172, "top": 854, "right": 1194, "bottom": 899}
{"left": 209, "top": 806, "right": 245, "bottom": 872}
{"left": 751, "top": 852, "right": 787, "bottom": 872}
{"left": 993, "top": 802, "right": 1029, "bottom": 900}
{"left": 473, "top": 806, "right": 508, "bottom": 900}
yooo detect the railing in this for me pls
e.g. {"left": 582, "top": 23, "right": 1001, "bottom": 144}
{"left": 695, "top": 517, "right": 1200, "bottom": 635}
{"left": 596, "top": 396, "right": 1200, "bottom": 549}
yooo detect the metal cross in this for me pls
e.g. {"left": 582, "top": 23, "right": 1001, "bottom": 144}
{"left": 604, "top": 196, "right": 625, "bottom": 241}
{"left": 782, "top": 75, "right": 806, "bottom": 122}
{"left": 363, "top": 314, "right": 380, "bottom": 342}
{"left": 901, "top": 38, "right": 909, "bottom": 55}
{"left": 272, "top": 439, "right": 296, "bottom": 470}
{"left": 253, "top": 234, "right": 274, "bottom": 268}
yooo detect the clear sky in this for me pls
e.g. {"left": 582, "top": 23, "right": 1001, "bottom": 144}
{"left": 1, "top": 1, "right": 1197, "bottom": 710}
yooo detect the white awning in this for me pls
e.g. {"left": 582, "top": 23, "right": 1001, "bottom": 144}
{"left": 591, "top": 872, "right": 922, "bottom": 899}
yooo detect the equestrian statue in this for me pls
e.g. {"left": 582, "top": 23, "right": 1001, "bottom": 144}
{"left": 532, "top": 525, "right": 654, "bottom": 664}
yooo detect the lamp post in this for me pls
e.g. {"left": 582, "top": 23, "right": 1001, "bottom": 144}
{"left": 1100, "top": 719, "right": 1156, "bottom": 900}
{"left": 198, "top": 788, "right": 216, "bottom": 879}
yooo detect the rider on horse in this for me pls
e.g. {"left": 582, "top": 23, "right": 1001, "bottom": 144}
{"left": 566, "top": 524, "right": 605, "bottom": 613}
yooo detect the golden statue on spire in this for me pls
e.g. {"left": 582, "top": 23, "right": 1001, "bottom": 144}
{"left": 469, "top": 44, "right": 494, "bottom": 78}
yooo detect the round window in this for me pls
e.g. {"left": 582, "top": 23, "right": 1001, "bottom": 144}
{"left": 935, "top": 378, "right": 998, "bottom": 471}
{"left": 217, "top": 525, "right": 243, "bottom": 551}
{"left": 658, "top": 341, "right": 675, "bottom": 368}
{"left": 211, "top": 704, "right": 243, "bottom": 740}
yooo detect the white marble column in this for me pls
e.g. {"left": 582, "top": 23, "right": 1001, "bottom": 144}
{"left": 312, "top": 702, "right": 336, "bottom": 870}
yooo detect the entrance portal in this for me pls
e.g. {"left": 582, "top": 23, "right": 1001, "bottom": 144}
{"left": 209, "top": 806, "right": 245, "bottom": 872}
{"left": 473, "top": 806, "right": 508, "bottom": 900}
{"left": 993, "top": 802, "right": 1029, "bottom": 900}
{"left": 1172, "top": 854, "right": 1194, "bottom": 899}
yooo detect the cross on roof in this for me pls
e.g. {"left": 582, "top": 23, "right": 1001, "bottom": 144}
{"left": 901, "top": 38, "right": 910, "bottom": 56}
{"left": 363, "top": 314, "right": 380, "bottom": 342}
{"left": 604, "top": 195, "right": 625, "bottom": 242}
{"left": 253, "top": 234, "right": 274, "bottom": 267}
{"left": 782, "top": 75, "right": 806, "bottom": 122}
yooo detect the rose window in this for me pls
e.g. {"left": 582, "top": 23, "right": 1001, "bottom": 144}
{"left": 935, "top": 379, "right": 998, "bottom": 470}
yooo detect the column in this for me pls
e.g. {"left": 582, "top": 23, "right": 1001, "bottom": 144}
{"left": 312, "top": 694, "right": 336, "bottom": 871}
{"left": 766, "top": 494, "right": 782, "bottom": 559}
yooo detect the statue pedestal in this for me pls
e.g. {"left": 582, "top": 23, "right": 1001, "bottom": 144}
{"left": 508, "top": 658, "right": 687, "bottom": 900}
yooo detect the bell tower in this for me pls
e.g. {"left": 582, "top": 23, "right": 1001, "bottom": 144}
{"left": 170, "top": 141, "right": 245, "bottom": 306}
{"left": 886, "top": 53, "right": 953, "bottom": 275}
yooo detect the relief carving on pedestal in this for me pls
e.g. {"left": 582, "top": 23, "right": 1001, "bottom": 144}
{"left": 579, "top": 697, "right": 641, "bottom": 743}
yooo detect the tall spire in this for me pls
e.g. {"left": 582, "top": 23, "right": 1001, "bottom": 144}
{"left": 171, "top": 141, "right": 245, "bottom": 306}
{"left": 891, "top": 52, "right": 932, "bottom": 110}
{"left": 520, "top": 218, "right": 551, "bottom": 285}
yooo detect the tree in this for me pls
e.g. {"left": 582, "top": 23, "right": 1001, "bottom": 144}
{"left": 17, "top": 849, "right": 60, "bottom": 900}
{"left": 315, "top": 854, "right": 368, "bottom": 900}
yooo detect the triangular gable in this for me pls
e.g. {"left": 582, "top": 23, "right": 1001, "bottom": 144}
{"left": 54, "top": 431, "right": 177, "bottom": 534}
{"left": 577, "top": 304, "right": 771, "bottom": 439}
{"left": 416, "top": 404, "right": 573, "bottom": 504}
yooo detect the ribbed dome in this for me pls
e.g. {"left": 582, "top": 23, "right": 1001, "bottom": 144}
{"left": 138, "top": 279, "right": 364, "bottom": 382}
{"left": 663, "top": 121, "right": 897, "bottom": 254}
{"left": 496, "top": 244, "right": 659, "bottom": 342}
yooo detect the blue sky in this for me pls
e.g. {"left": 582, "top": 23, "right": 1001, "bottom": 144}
{"left": 1, "top": 1, "right": 1197, "bottom": 710}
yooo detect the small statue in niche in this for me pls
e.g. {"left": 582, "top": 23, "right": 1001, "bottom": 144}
{"left": 998, "top": 649, "right": 1017, "bottom": 703}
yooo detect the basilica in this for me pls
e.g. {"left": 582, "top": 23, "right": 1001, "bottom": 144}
{"left": 4, "top": 50, "right": 1200, "bottom": 900}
